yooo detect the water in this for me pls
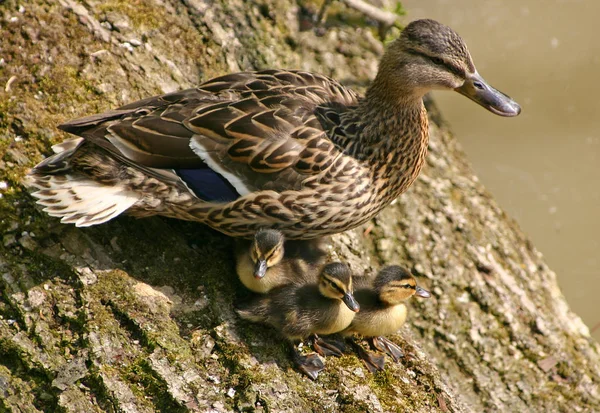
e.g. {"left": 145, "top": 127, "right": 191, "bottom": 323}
{"left": 402, "top": 0, "right": 600, "bottom": 339}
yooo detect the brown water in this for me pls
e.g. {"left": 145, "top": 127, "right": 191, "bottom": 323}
{"left": 402, "top": 0, "right": 600, "bottom": 340}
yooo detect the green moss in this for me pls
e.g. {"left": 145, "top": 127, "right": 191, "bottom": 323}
{"left": 81, "top": 370, "right": 121, "bottom": 413}
{"left": 322, "top": 2, "right": 373, "bottom": 30}
{"left": 393, "top": 2, "right": 407, "bottom": 17}
{"left": 337, "top": 394, "right": 373, "bottom": 413}
{"left": 27, "top": 247, "right": 75, "bottom": 285}
{"left": 210, "top": 339, "right": 258, "bottom": 410}
{"left": 0, "top": 338, "right": 60, "bottom": 411}
{"left": 0, "top": 98, "right": 16, "bottom": 129}
{"left": 97, "top": 1, "right": 163, "bottom": 30}
{"left": 125, "top": 358, "right": 188, "bottom": 413}
{"left": 36, "top": 67, "right": 104, "bottom": 114}
{"left": 555, "top": 361, "right": 575, "bottom": 379}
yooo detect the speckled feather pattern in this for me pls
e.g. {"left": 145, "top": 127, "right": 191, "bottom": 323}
{"left": 29, "top": 69, "right": 429, "bottom": 239}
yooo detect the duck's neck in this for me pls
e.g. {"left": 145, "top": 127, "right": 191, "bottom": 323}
{"left": 339, "top": 80, "right": 429, "bottom": 199}
{"left": 356, "top": 87, "right": 426, "bottom": 147}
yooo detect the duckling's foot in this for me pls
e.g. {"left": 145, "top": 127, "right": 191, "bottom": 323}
{"left": 349, "top": 339, "right": 385, "bottom": 373}
{"left": 372, "top": 336, "right": 404, "bottom": 362}
{"left": 312, "top": 334, "right": 346, "bottom": 357}
{"left": 293, "top": 352, "right": 325, "bottom": 380}
{"left": 361, "top": 351, "right": 386, "bottom": 373}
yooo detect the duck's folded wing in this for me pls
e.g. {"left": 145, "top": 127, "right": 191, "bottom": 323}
{"left": 57, "top": 70, "right": 359, "bottom": 200}
{"left": 58, "top": 88, "right": 217, "bottom": 169}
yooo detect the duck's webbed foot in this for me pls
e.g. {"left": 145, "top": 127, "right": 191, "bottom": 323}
{"left": 371, "top": 336, "right": 404, "bottom": 362}
{"left": 290, "top": 343, "right": 324, "bottom": 380}
{"left": 349, "top": 338, "right": 385, "bottom": 373}
{"left": 311, "top": 334, "right": 346, "bottom": 357}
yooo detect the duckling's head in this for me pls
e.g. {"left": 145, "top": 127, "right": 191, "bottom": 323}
{"left": 318, "top": 262, "right": 360, "bottom": 312}
{"left": 374, "top": 19, "right": 520, "bottom": 117}
{"left": 250, "top": 229, "right": 285, "bottom": 279}
{"left": 374, "top": 266, "right": 431, "bottom": 305}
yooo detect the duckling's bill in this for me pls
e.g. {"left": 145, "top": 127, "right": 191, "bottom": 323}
{"left": 343, "top": 293, "right": 360, "bottom": 312}
{"left": 455, "top": 72, "right": 521, "bottom": 117}
{"left": 254, "top": 259, "right": 268, "bottom": 279}
{"left": 415, "top": 286, "right": 431, "bottom": 298}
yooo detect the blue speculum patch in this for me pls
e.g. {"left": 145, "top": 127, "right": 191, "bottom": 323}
{"left": 175, "top": 168, "right": 240, "bottom": 202}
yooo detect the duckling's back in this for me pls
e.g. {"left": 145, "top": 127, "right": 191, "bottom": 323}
{"left": 237, "top": 283, "right": 354, "bottom": 340}
{"left": 236, "top": 284, "right": 311, "bottom": 335}
{"left": 282, "top": 284, "right": 356, "bottom": 338}
{"left": 277, "top": 238, "right": 329, "bottom": 285}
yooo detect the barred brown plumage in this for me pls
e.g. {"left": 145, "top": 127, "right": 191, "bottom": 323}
{"left": 27, "top": 19, "right": 519, "bottom": 239}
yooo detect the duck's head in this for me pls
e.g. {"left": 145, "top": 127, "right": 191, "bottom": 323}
{"left": 374, "top": 19, "right": 520, "bottom": 117}
{"left": 250, "top": 229, "right": 285, "bottom": 279}
{"left": 374, "top": 266, "right": 431, "bottom": 305}
{"left": 318, "top": 262, "right": 360, "bottom": 312}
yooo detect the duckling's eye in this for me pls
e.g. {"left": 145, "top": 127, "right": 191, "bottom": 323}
{"left": 327, "top": 280, "right": 343, "bottom": 293}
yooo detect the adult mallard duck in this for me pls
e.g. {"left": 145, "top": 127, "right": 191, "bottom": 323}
{"left": 28, "top": 19, "right": 520, "bottom": 239}
{"left": 237, "top": 262, "right": 360, "bottom": 379}
{"left": 235, "top": 228, "right": 327, "bottom": 293}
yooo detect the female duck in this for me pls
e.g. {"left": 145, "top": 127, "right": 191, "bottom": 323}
{"left": 237, "top": 262, "right": 360, "bottom": 379}
{"left": 343, "top": 265, "right": 430, "bottom": 372}
{"left": 29, "top": 19, "right": 520, "bottom": 239}
{"left": 235, "top": 229, "right": 327, "bottom": 293}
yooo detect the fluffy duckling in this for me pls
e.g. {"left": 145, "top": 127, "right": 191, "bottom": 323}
{"left": 343, "top": 265, "right": 430, "bottom": 372}
{"left": 235, "top": 228, "right": 326, "bottom": 293}
{"left": 237, "top": 262, "right": 360, "bottom": 379}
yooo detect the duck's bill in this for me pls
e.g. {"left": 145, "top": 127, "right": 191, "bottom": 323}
{"left": 415, "top": 286, "right": 431, "bottom": 299}
{"left": 253, "top": 260, "right": 268, "bottom": 279}
{"left": 455, "top": 72, "right": 521, "bottom": 117}
{"left": 343, "top": 293, "right": 360, "bottom": 312}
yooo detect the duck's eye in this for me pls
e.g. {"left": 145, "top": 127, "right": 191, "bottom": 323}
{"left": 431, "top": 57, "right": 445, "bottom": 66}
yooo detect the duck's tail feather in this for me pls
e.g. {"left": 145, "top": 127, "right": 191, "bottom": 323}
{"left": 27, "top": 173, "right": 141, "bottom": 227}
{"left": 52, "top": 137, "right": 84, "bottom": 154}
{"left": 32, "top": 138, "right": 84, "bottom": 174}
{"left": 27, "top": 137, "right": 141, "bottom": 227}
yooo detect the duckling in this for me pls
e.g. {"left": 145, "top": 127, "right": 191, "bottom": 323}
{"left": 343, "top": 265, "right": 431, "bottom": 372}
{"left": 237, "top": 262, "right": 360, "bottom": 379}
{"left": 235, "top": 229, "right": 327, "bottom": 293}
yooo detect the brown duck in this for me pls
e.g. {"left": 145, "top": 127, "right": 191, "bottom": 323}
{"left": 28, "top": 19, "right": 520, "bottom": 239}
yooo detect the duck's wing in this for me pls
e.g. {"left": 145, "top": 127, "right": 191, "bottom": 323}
{"left": 57, "top": 70, "right": 360, "bottom": 201}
